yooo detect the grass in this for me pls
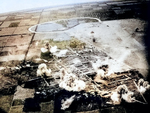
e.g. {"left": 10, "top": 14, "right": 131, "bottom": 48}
{"left": 9, "top": 105, "right": 24, "bottom": 113}
{"left": 0, "top": 95, "right": 14, "bottom": 113}
{"left": 48, "top": 38, "right": 86, "bottom": 49}
{"left": 0, "top": 60, "right": 21, "bottom": 67}
{"left": 48, "top": 39, "right": 70, "bottom": 49}
{"left": 42, "top": 38, "right": 86, "bottom": 49}
{"left": 12, "top": 99, "right": 24, "bottom": 106}
{"left": 41, "top": 101, "right": 54, "bottom": 113}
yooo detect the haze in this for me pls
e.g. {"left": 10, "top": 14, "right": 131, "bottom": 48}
{"left": 0, "top": 0, "right": 113, "bottom": 14}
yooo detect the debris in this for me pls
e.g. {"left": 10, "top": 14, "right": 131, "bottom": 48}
{"left": 118, "top": 85, "right": 134, "bottom": 103}
{"left": 91, "top": 61, "right": 109, "bottom": 85}
{"left": 54, "top": 90, "right": 105, "bottom": 112}
{"left": 133, "top": 80, "right": 148, "bottom": 104}
{"left": 137, "top": 79, "right": 150, "bottom": 94}
{"left": 53, "top": 49, "right": 68, "bottom": 58}
{"left": 93, "top": 68, "right": 108, "bottom": 85}
{"left": 95, "top": 69, "right": 105, "bottom": 79}
{"left": 37, "top": 63, "right": 51, "bottom": 77}
{"left": 122, "top": 91, "right": 134, "bottom": 103}
{"left": 36, "top": 63, "right": 52, "bottom": 86}
{"left": 61, "top": 95, "right": 76, "bottom": 110}
{"left": 41, "top": 48, "right": 49, "bottom": 53}
{"left": 50, "top": 45, "right": 58, "bottom": 53}
{"left": 110, "top": 91, "right": 121, "bottom": 105}
{"left": 59, "top": 68, "right": 86, "bottom": 92}
{"left": 105, "top": 69, "right": 114, "bottom": 77}
{"left": 24, "top": 77, "right": 43, "bottom": 88}
{"left": 110, "top": 85, "right": 135, "bottom": 105}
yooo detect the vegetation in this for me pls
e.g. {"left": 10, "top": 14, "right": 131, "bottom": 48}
{"left": 9, "top": 106, "right": 24, "bottom": 113}
{"left": 12, "top": 99, "right": 24, "bottom": 106}
{"left": 56, "top": 20, "right": 68, "bottom": 27}
{"left": 48, "top": 39, "right": 70, "bottom": 49}
{"left": 48, "top": 38, "right": 86, "bottom": 49}
{"left": 0, "top": 95, "right": 14, "bottom": 113}
{"left": 9, "top": 22, "right": 20, "bottom": 27}
{"left": 41, "top": 102, "right": 54, "bottom": 113}
{"left": 40, "top": 51, "right": 53, "bottom": 60}
{"left": 69, "top": 38, "right": 86, "bottom": 49}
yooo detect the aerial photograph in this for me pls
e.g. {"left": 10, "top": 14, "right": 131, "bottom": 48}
{"left": 0, "top": 0, "right": 150, "bottom": 113}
